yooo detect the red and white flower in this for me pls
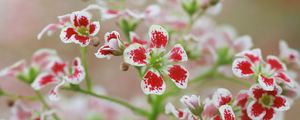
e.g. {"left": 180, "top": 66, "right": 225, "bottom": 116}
{"left": 123, "top": 25, "right": 189, "bottom": 95}
{"left": 165, "top": 102, "right": 197, "bottom": 120}
{"left": 202, "top": 88, "right": 235, "bottom": 120}
{"left": 279, "top": 40, "right": 300, "bottom": 67}
{"left": 83, "top": 4, "right": 125, "bottom": 21}
{"left": 232, "top": 48, "right": 295, "bottom": 91}
{"left": 246, "top": 84, "right": 290, "bottom": 120}
{"left": 0, "top": 49, "right": 59, "bottom": 78}
{"left": 233, "top": 90, "right": 251, "bottom": 120}
{"left": 37, "top": 14, "right": 71, "bottom": 40}
{"left": 95, "top": 31, "right": 124, "bottom": 59}
{"left": 60, "top": 11, "right": 100, "bottom": 47}
{"left": 31, "top": 57, "right": 85, "bottom": 101}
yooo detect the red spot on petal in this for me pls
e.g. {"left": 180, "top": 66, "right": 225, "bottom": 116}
{"left": 169, "top": 47, "right": 184, "bottom": 62}
{"left": 150, "top": 30, "right": 168, "bottom": 48}
{"left": 51, "top": 62, "right": 66, "bottom": 75}
{"left": 273, "top": 96, "right": 286, "bottom": 109}
{"left": 168, "top": 65, "right": 187, "bottom": 86}
{"left": 263, "top": 108, "right": 274, "bottom": 120}
{"left": 143, "top": 71, "right": 164, "bottom": 91}
{"left": 106, "top": 9, "right": 119, "bottom": 14}
{"left": 223, "top": 108, "right": 235, "bottom": 120}
{"left": 251, "top": 102, "right": 265, "bottom": 117}
{"left": 276, "top": 72, "right": 291, "bottom": 83}
{"left": 261, "top": 75, "right": 274, "bottom": 86}
{"left": 39, "top": 74, "right": 55, "bottom": 86}
{"left": 129, "top": 47, "right": 147, "bottom": 65}
{"left": 219, "top": 96, "right": 232, "bottom": 106}
{"left": 236, "top": 61, "right": 254, "bottom": 75}
{"left": 74, "top": 34, "right": 89, "bottom": 45}
{"left": 65, "top": 28, "right": 77, "bottom": 40}
{"left": 267, "top": 57, "right": 284, "bottom": 71}
{"left": 245, "top": 53, "right": 259, "bottom": 63}
{"left": 89, "top": 24, "right": 96, "bottom": 34}
{"left": 78, "top": 16, "right": 89, "bottom": 27}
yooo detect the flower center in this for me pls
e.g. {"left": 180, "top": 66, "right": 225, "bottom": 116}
{"left": 259, "top": 93, "right": 274, "bottom": 108}
{"left": 149, "top": 52, "right": 165, "bottom": 70}
{"left": 76, "top": 26, "right": 89, "bottom": 36}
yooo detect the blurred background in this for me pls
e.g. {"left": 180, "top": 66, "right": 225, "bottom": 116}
{"left": 0, "top": 0, "right": 299, "bottom": 119}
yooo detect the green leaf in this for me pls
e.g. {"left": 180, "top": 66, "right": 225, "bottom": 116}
{"left": 0, "top": 87, "right": 4, "bottom": 97}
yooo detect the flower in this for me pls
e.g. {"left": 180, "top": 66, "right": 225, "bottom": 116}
{"left": 123, "top": 25, "right": 189, "bottom": 95}
{"left": 246, "top": 84, "right": 290, "bottom": 120}
{"left": 202, "top": 88, "right": 235, "bottom": 120}
{"left": 0, "top": 49, "right": 59, "bottom": 79}
{"left": 95, "top": 31, "right": 123, "bottom": 59}
{"left": 165, "top": 102, "right": 197, "bottom": 120}
{"left": 31, "top": 57, "right": 85, "bottom": 101}
{"left": 233, "top": 90, "right": 251, "bottom": 120}
{"left": 83, "top": 4, "right": 125, "bottom": 21}
{"left": 232, "top": 48, "right": 295, "bottom": 91}
{"left": 60, "top": 11, "right": 100, "bottom": 47}
{"left": 37, "top": 14, "right": 71, "bottom": 40}
{"left": 279, "top": 40, "right": 300, "bottom": 67}
{"left": 126, "top": 4, "right": 161, "bottom": 20}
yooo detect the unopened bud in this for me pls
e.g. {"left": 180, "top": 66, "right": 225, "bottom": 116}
{"left": 209, "top": 0, "right": 220, "bottom": 6}
{"left": 91, "top": 38, "right": 101, "bottom": 47}
{"left": 120, "top": 62, "right": 130, "bottom": 71}
{"left": 7, "top": 99, "right": 15, "bottom": 107}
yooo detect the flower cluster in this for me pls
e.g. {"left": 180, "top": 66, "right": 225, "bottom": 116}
{"left": 1, "top": 0, "right": 300, "bottom": 120}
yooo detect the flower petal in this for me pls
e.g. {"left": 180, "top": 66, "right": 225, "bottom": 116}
{"left": 233, "top": 35, "right": 253, "bottom": 52}
{"left": 236, "top": 48, "right": 262, "bottom": 63}
{"left": 50, "top": 61, "right": 67, "bottom": 75}
{"left": 246, "top": 101, "right": 266, "bottom": 119}
{"left": 31, "top": 73, "right": 59, "bottom": 90}
{"left": 165, "top": 103, "right": 188, "bottom": 119}
{"left": 180, "top": 95, "right": 201, "bottom": 110}
{"left": 104, "top": 31, "right": 120, "bottom": 43}
{"left": 166, "top": 65, "right": 189, "bottom": 89}
{"left": 60, "top": 27, "right": 77, "bottom": 44}
{"left": 249, "top": 84, "right": 265, "bottom": 100}
{"left": 129, "top": 32, "right": 147, "bottom": 45}
{"left": 166, "top": 44, "right": 188, "bottom": 62}
{"left": 144, "top": 5, "right": 160, "bottom": 18}
{"left": 100, "top": 8, "right": 121, "bottom": 20}
{"left": 0, "top": 60, "right": 26, "bottom": 77}
{"left": 31, "top": 48, "right": 60, "bottom": 70}
{"left": 263, "top": 108, "right": 275, "bottom": 120}
{"left": 65, "top": 57, "right": 85, "bottom": 84}
{"left": 219, "top": 105, "right": 235, "bottom": 120}
{"left": 279, "top": 40, "right": 300, "bottom": 65}
{"left": 141, "top": 69, "right": 166, "bottom": 95}
{"left": 258, "top": 75, "right": 275, "bottom": 91}
{"left": 37, "top": 23, "right": 61, "bottom": 40}
{"left": 275, "top": 72, "right": 294, "bottom": 88}
{"left": 72, "top": 34, "right": 90, "bottom": 47}
{"left": 95, "top": 45, "right": 113, "bottom": 59}
{"left": 49, "top": 80, "right": 65, "bottom": 101}
{"left": 232, "top": 58, "right": 254, "bottom": 77}
{"left": 272, "top": 96, "right": 290, "bottom": 111}
{"left": 89, "top": 21, "right": 100, "bottom": 36}
{"left": 202, "top": 100, "right": 218, "bottom": 119}
{"left": 148, "top": 25, "right": 168, "bottom": 49}
{"left": 212, "top": 88, "right": 232, "bottom": 107}
{"left": 266, "top": 55, "right": 287, "bottom": 72}
{"left": 234, "top": 90, "right": 249, "bottom": 107}
{"left": 123, "top": 43, "right": 148, "bottom": 66}
{"left": 71, "top": 11, "right": 91, "bottom": 27}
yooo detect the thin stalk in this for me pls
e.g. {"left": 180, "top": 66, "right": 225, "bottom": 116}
{"left": 64, "top": 87, "right": 149, "bottom": 117}
{"left": 35, "top": 91, "right": 60, "bottom": 120}
{"left": 148, "top": 95, "right": 163, "bottom": 120}
{"left": 80, "top": 47, "right": 92, "bottom": 92}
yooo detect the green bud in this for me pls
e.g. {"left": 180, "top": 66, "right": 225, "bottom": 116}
{"left": 117, "top": 18, "right": 139, "bottom": 42}
{"left": 181, "top": 0, "right": 199, "bottom": 16}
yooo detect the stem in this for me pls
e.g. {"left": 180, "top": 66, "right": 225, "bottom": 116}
{"left": 148, "top": 95, "right": 163, "bottom": 120}
{"left": 80, "top": 47, "right": 92, "bottom": 92}
{"left": 64, "top": 87, "right": 149, "bottom": 116}
{"left": 35, "top": 91, "right": 60, "bottom": 120}
{"left": 216, "top": 74, "right": 252, "bottom": 87}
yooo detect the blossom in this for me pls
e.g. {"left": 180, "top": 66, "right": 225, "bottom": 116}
{"left": 31, "top": 57, "right": 85, "bottom": 101}
{"left": 95, "top": 31, "right": 123, "bottom": 59}
{"left": 126, "top": 4, "right": 161, "bottom": 20}
{"left": 246, "top": 84, "right": 290, "bottom": 120}
{"left": 0, "top": 49, "right": 59, "bottom": 79}
{"left": 83, "top": 4, "right": 125, "bottom": 21}
{"left": 279, "top": 40, "right": 300, "bottom": 67}
{"left": 202, "top": 88, "right": 235, "bottom": 120}
{"left": 37, "top": 14, "right": 70, "bottom": 40}
{"left": 60, "top": 11, "right": 100, "bottom": 47}
{"left": 165, "top": 102, "right": 197, "bottom": 120}
{"left": 233, "top": 90, "right": 251, "bottom": 120}
{"left": 232, "top": 48, "right": 295, "bottom": 91}
{"left": 123, "top": 25, "right": 189, "bottom": 95}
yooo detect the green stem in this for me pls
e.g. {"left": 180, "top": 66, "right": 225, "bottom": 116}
{"left": 148, "top": 95, "right": 163, "bottom": 120}
{"left": 80, "top": 47, "right": 92, "bottom": 92}
{"left": 4, "top": 93, "right": 37, "bottom": 100}
{"left": 35, "top": 91, "right": 60, "bottom": 120}
{"left": 64, "top": 87, "right": 149, "bottom": 117}
{"left": 216, "top": 74, "right": 252, "bottom": 87}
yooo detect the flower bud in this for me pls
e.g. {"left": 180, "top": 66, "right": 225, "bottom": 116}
{"left": 120, "top": 62, "right": 130, "bottom": 71}
{"left": 7, "top": 99, "right": 15, "bottom": 107}
{"left": 91, "top": 38, "right": 101, "bottom": 47}
{"left": 180, "top": 95, "right": 202, "bottom": 115}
